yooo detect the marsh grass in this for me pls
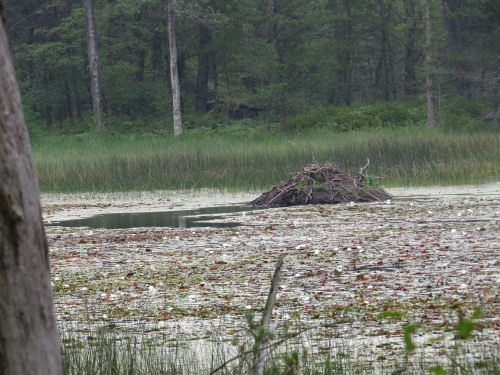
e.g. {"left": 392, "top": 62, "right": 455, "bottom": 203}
{"left": 60, "top": 324, "right": 499, "bottom": 375}
{"left": 33, "top": 127, "right": 499, "bottom": 193}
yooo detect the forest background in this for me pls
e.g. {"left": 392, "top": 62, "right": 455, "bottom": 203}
{"left": 3, "top": 0, "right": 500, "bottom": 191}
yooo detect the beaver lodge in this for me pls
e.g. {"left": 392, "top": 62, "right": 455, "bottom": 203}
{"left": 250, "top": 161, "right": 392, "bottom": 208}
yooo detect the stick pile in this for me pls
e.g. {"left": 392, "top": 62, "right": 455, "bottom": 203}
{"left": 250, "top": 163, "right": 392, "bottom": 208}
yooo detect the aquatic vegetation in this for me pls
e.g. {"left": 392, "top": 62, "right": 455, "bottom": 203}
{"left": 45, "top": 186, "right": 500, "bottom": 373}
{"left": 33, "top": 127, "right": 499, "bottom": 192}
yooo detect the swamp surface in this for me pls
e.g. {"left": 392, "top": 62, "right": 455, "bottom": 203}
{"left": 42, "top": 185, "right": 500, "bottom": 370}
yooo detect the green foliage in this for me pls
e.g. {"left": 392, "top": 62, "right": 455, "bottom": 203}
{"left": 455, "top": 308, "right": 482, "bottom": 340}
{"left": 288, "top": 105, "right": 337, "bottom": 130}
{"left": 428, "top": 365, "right": 447, "bottom": 374}
{"left": 378, "top": 310, "right": 404, "bottom": 319}
{"left": 313, "top": 183, "right": 326, "bottom": 192}
{"left": 4, "top": 0, "right": 499, "bottom": 132}
{"left": 403, "top": 323, "right": 420, "bottom": 352}
{"left": 289, "top": 102, "right": 426, "bottom": 131}
{"left": 442, "top": 98, "right": 494, "bottom": 129}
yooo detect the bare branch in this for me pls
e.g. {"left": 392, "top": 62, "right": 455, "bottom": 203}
{"left": 359, "top": 158, "right": 370, "bottom": 175}
{"left": 252, "top": 255, "right": 285, "bottom": 375}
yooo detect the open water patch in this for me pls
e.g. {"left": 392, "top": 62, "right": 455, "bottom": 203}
{"left": 49, "top": 205, "right": 253, "bottom": 229}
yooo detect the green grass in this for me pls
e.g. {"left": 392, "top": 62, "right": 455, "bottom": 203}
{"left": 60, "top": 326, "right": 499, "bottom": 375}
{"left": 32, "top": 126, "right": 500, "bottom": 193}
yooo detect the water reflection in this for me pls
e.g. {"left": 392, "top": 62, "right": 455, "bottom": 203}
{"left": 49, "top": 205, "right": 252, "bottom": 229}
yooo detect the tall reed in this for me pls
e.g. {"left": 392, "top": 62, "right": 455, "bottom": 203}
{"left": 33, "top": 127, "right": 499, "bottom": 192}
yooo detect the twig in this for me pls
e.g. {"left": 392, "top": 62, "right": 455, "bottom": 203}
{"left": 209, "top": 319, "right": 353, "bottom": 374}
{"left": 208, "top": 328, "right": 303, "bottom": 375}
{"left": 252, "top": 255, "right": 285, "bottom": 375}
{"left": 311, "top": 152, "right": 318, "bottom": 164}
{"left": 265, "top": 185, "right": 294, "bottom": 206}
{"left": 359, "top": 158, "right": 370, "bottom": 175}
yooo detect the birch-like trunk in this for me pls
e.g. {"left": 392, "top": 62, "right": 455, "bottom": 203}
{"left": 0, "top": 14, "right": 63, "bottom": 375}
{"left": 425, "top": 0, "right": 436, "bottom": 127}
{"left": 83, "top": 0, "right": 103, "bottom": 130}
{"left": 167, "top": 0, "right": 182, "bottom": 136}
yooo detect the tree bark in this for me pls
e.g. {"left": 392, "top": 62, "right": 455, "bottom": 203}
{"left": 341, "top": 0, "right": 353, "bottom": 106}
{"left": 494, "top": 78, "right": 499, "bottom": 126}
{"left": 403, "top": 0, "right": 420, "bottom": 99}
{"left": 381, "top": 27, "right": 390, "bottom": 101}
{"left": 0, "top": 12, "right": 63, "bottom": 375}
{"left": 83, "top": 0, "right": 104, "bottom": 130}
{"left": 426, "top": 0, "right": 436, "bottom": 126}
{"left": 270, "top": 0, "right": 287, "bottom": 132}
{"left": 375, "top": 0, "right": 392, "bottom": 102}
{"left": 166, "top": 0, "right": 182, "bottom": 136}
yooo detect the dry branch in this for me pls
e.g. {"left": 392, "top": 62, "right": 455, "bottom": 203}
{"left": 251, "top": 162, "right": 391, "bottom": 208}
{"left": 252, "top": 255, "right": 285, "bottom": 375}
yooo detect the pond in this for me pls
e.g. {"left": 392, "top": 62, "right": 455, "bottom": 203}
{"left": 44, "top": 184, "right": 500, "bottom": 370}
{"left": 49, "top": 205, "right": 253, "bottom": 229}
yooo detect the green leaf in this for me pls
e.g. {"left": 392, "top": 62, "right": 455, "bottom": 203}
{"left": 471, "top": 307, "right": 482, "bottom": 319}
{"left": 378, "top": 310, "right": 403, "bottom": 319}
{"left": 429, "top": 366, "right": 447, "bottom": 374}
{"left": 456, "top": 317, "right": 474, "bottom": 339}
{"left": 403, "top": 323, "right": 420, "bottom": 352}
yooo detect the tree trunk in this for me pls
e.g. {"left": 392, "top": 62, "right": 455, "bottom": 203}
{"left": 375, "top": 0, "right": 392, "bottom": 102}
{"left": 83, "top": 0, "right": 104, "bottom": 130}
{"left": 166, "top": 0, "right": 182, "bottom": 136}
{"left": 441, "top": 0, "right": 467, "bottom": 93}
{"left": 266, "top": 103, "right": 270, "bottom": 133}
{"left": 381, "top": 27, "right": 390, "bottom": 101}
{"left": 74, "top": 82, "right": 82, "bottom": 119}
{"left": 195, "top": 23, "right": 211, "bottom": 113}
{"left": 213, "top": 63, "right": 219, "bottom": 112}
{"left": 0, "top": 14, "right": 63, "bottom": 375}
{"left": 65, "top": 81, "right": 73, "bottom": 123}
{"left": 494, "top": 78, "right": 499, "bottom": 126}
{"left": 403, "top": 0, "right": 419, "bottom": 99}
{"left": 426, "top": 0, "right": 436, "bottom": 126}
{"left": 270, "top": 0, "right": 287, "bottom": 132}
{"left": 279, "top": 95, "right": 287, "bottom": 132}
{"left": 341, "top": 0, "right": 353, "bottom": 106}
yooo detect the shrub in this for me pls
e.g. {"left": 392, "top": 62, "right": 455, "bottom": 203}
{"left": 289, "top": 102, "right": 425, "bottom": 131}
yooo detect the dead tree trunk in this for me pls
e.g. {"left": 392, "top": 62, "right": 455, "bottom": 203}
{"left": 425, "top": 0, "right": 436, "bottom": 127}
{"left": 0, "top": 13, "right": 63, "bottom": 375}
{"left": 83, "top": 0, "right": 104, "bottom": 130}
{"left": 166, "top": 0, "right": 182, "bottom": 136}
{"left": 252, "top": 255, "right": 285, "bottom": 375}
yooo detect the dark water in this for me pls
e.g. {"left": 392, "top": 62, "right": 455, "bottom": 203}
{"left": 48, "top": 205, "right": 253, "bottom": 229}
